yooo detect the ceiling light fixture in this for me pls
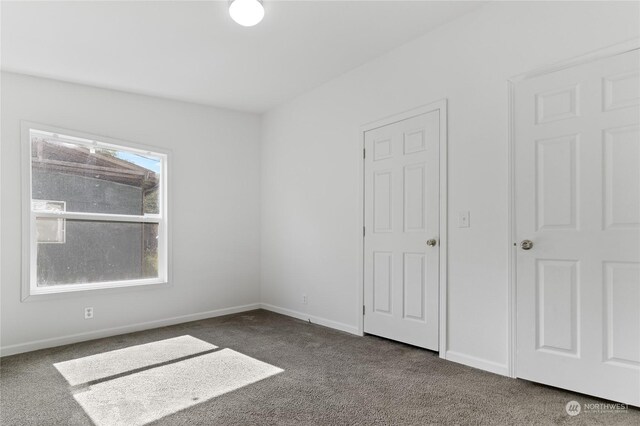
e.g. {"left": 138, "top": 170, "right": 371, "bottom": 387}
{"left": 229, "top": 0, "right": 265, "bottom": 27}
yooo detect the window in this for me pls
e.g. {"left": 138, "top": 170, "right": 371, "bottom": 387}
{"left": 22, "top": 124, "right": 169, "bottom": 297}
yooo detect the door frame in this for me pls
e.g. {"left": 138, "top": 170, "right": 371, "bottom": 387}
{"left": 357, "top": 99, "right": 448, "bottom": 357}
{"left": 507, "top": 38, "right": 640, "bottom": 378}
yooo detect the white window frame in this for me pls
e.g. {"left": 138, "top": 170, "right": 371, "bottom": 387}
{"left": 21, "top": 122, "right": 171, "bottom": 300}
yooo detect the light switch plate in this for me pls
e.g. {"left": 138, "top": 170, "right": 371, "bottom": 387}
{"left": 458, "top": 211, "right": 470, "bottom": 228}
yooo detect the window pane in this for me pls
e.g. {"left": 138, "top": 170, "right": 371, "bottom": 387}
{"left": 31, "top": 134, "right": 161, "bottom": 215}
{"left": 36, "top": 220, "right": 159, "bottom": 286}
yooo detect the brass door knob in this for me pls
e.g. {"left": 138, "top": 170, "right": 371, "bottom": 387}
{"left": 521, "top": 240, "right": 534, "bottom": 250}
{"left": 426, "top": 239, "right": 438, "bottom": 247}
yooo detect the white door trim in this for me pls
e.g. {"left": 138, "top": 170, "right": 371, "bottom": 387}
{"left": 507, "top": 38, "right": 640, "bottom": 379}
{"left": 357, "top": 99, "right": 448, "bottom": 357}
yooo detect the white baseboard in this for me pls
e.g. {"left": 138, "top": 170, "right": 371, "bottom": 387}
{"left": 2, "top": 302, "right": 510, "bottom": 382}
{"left": 0, "top": 303, "right": 261, "bottom": 357}
{"left": 261, "top": 304, "right": 510, "bottom": 378}
{"left": 444, "top": 350, "right": 510, "bottom": 377}
{"left": 260, "top": 303, "right": 361, "bottom": 336}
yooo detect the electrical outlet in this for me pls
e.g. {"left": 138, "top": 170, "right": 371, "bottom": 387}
{"left": 84, "top": 307, "right": 94, "bottom": 319}
{"left": 302, "top": 294, "right": 308, "bottom": 305}
{"left": 458, "top": 211, "right": 470, "bottom": 228}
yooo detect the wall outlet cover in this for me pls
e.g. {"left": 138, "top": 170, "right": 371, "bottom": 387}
{"left": 458, "top": 211, "right": 470, "bottom": 228}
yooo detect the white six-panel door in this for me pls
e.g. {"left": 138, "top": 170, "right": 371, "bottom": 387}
{"left": 364, "top": 111, "right": 439, "bottom": 350}
{"left": 515, "top": 49, "right": 640, "bottom": 406}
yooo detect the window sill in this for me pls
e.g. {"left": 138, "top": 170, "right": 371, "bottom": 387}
{"left": 22, "top": 278, "right": 170, "bottom": 302}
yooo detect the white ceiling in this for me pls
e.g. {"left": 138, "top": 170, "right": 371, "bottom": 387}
{"left": 1, "top": 1, "right": 483, "bottom": 112}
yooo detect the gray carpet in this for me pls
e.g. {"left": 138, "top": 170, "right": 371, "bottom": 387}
{"left": 1, "top": 309, "right": 638, "bottom": 425}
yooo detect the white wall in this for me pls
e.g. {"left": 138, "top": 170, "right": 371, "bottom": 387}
{"left": 260, "top": 1, "right": 640, "bottom": 374}
{"left": 1, "top": 72, "right": 262, "bottom": 354}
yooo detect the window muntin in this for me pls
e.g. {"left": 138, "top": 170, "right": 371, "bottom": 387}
{"left": 26, "top": 128, "right": 168, "bottom": 294}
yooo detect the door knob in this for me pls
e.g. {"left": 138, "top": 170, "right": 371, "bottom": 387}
{"left": 520, "top": 240, "right": 534, "bottom": 250}
{"left": 426, "top": 239, "right": 438, "bottom": 247}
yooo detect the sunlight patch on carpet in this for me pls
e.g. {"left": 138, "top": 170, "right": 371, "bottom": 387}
{"left": 72, "top": 348, "right": 283, "bottom": 426}
{"left": 54, "top": 335, "right": 217, "bottom": 386}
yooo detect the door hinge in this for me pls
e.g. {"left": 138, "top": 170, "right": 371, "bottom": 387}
{"left": 363, "top": 305, "right": 365, "bottom": 315}
{"left": 363, "top": 226, "right": 365, "bottom": 237}
{"left": 363, "top": 148, "right": 366, "bottom": 159}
